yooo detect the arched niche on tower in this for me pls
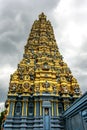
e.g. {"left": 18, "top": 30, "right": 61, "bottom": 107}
{"left": 14, "top": 101, "right": 22, "bottom": 117}
{"left": 58, "top": 102, "right": 64, "bottom": 115}
{"left": 42, "top": 101, "right": 51, "bottom": 116}
{"left": 28, "top": 97, "right": 34, "bottom": 117}
{"left": 42, "top": 62, "right": 49, "bottom": 70}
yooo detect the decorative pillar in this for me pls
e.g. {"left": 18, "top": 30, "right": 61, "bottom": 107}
{"left": 56, "top": 101, "right": 59, "bottom": 116}
{"left": 12, "top": 100, "right": 15, "bottom": 116}
{"left": 54, "top": 101, "right": 57, "bottom": 116}
{"left": 8, "top": 100, "right": 15, "bottom": 117}
{"left": 34, "top": 100, "right": 36, "bottom": 116}
{"left": 22, "top": 98, "right": 28, "bottom": 116}
{"left": 40, "top": 100, "right": 42, "bottom": 116}
{"left": 51, "top": 101, "right": 54, "bottom": 116}
{"left": 21, "top": 99, "right": 27, "bottom": 130}
{"left": 36, "top": 100, "right": 40, "bottom": 117}
{"left": 22, "top": 100, "right": 24, "bottom": 116}
{"left": 6, "top": 100, "right": 10, "bottom": 116}
{"left": 26, "top": 100, "right": 28, "bottom": 116}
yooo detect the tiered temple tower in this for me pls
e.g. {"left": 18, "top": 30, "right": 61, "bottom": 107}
{"left": 4, "top": 13, "right": 81, "bottom": 130}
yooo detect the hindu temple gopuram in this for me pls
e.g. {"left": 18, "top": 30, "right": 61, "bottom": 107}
{"left": 3, "top": 13, "right": 82, "bottom": 130}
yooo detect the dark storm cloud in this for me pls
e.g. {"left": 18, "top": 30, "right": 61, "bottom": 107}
{"left": 0, "top": 76, "right": 10, "bottom": 102}
{"left": 0, "top": 37, "right": 20, "bottom": 67}
{"left": 0, "top": 38, "right": 18, "bottom": 54}
{"left": 1, "top": 0, "right": 59, "bottom": 12}
{"left": 0, "top": 0, "right": 60, "bottom": 103}
{"left": 0, "top": 0, "right": 60, "bottom": 56}
{"left": 0, "top": 87, "right": 8, "bottom": 102}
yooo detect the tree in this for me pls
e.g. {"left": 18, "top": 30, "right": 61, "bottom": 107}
{"left": 0, "top": 111, "right": 5, "bottom": 130}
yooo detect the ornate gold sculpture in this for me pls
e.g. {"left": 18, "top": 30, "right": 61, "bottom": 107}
{"left": 8, "top": 12, "right": 81, "bottom": 98}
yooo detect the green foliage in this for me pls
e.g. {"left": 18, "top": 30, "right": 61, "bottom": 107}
{"left": 0, "top": 111, "right": 5, "bottom": 130}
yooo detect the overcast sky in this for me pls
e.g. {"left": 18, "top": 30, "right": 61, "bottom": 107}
{"left": 0, "top": 0, "right": 87, "bottom": 106}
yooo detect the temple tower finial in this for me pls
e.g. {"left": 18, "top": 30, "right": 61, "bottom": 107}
{"left": 39, "top": 12, "right": 47, "bottom": 21}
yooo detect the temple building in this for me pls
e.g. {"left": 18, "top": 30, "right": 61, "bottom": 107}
{"left": 3, "top": 13, "right": 81, "bottom": 130}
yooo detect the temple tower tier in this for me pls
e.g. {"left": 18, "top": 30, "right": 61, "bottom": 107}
{"left": 3, "top": 12, "right": 81, "bottom": 130}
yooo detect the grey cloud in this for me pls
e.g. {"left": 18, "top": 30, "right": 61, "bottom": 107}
{"left": 72, "top": 40, "right": 87, "bottom": 70}
{"left": 71, "top": 55, "right": 87, "bottom": 71}
{"left": 0, "top": 81, "right": 9, "bottom": 102}
{"left": 72, "top": 0, "right": 87, "bottom": 7}
{"left": 81, "top": 40, "right": 87, "bottom": 52}
{"left": 1, "top": 0, "right": 59, "bottom": 11}
{"left": 0, "top": 87, "right": 7, "bottom": 102}
{"left": 76, "top": 56, "right": 87, "bottom": 69}
{"left": 0, "top": 38, "right": 18, "bottom": 55}
{"left": 77, "top": 75, "right": 87, "bottom": 93}
{"left": 68, "top": 40, "right": 87, "bottom": 94}
{"left": 0, "top": 36, "right": 20, "bottom": 67}
{"left": 58, "top": 39, "right": 87, "bottom": 95}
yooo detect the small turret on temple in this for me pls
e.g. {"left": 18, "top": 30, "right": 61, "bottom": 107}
{"left": 3, "top": 12, "right": 81, "bottom": 130}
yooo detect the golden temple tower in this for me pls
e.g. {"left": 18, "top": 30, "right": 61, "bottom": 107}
{"left": 4, "top": 13, "right": 81, "bottom": 130}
